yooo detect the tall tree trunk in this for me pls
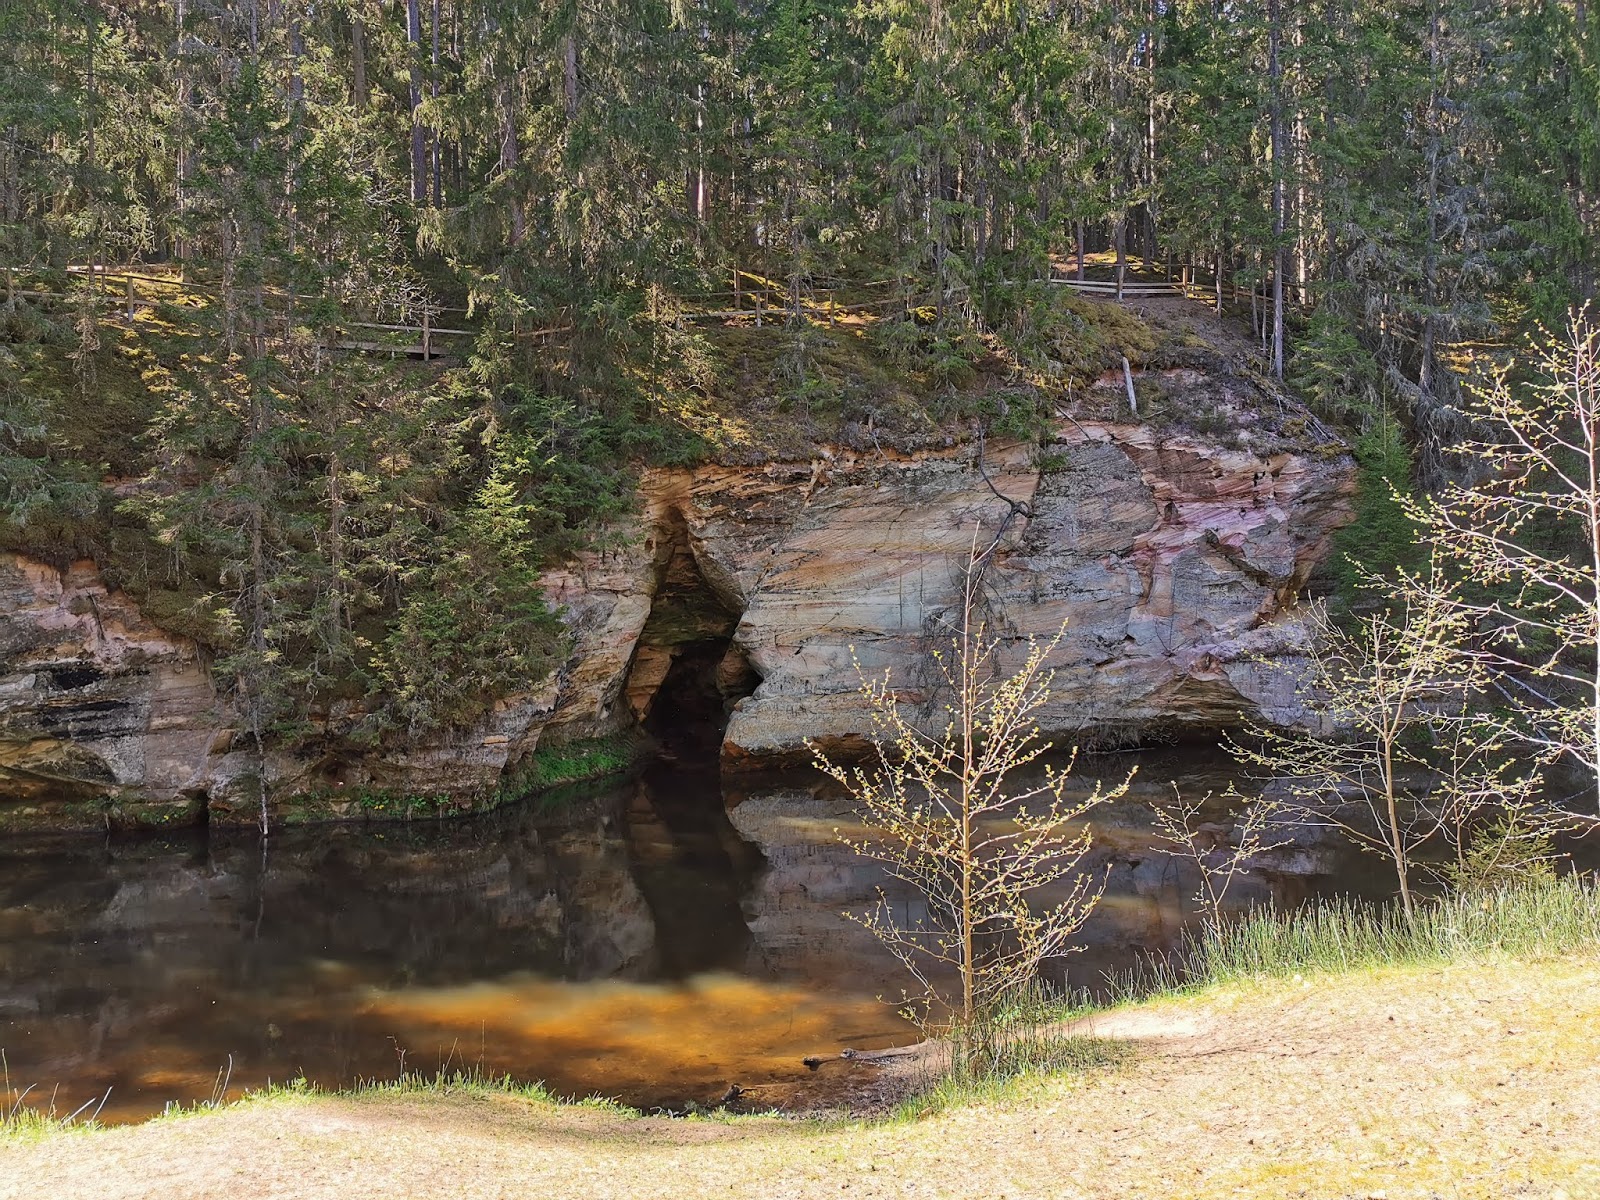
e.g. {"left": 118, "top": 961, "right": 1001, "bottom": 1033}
{"left": 1268, "top": 0, "right": 1286, "bottom": 380}
{"left": 1114, "top": 216, "right": 1127, "bottom": 299}
{"left": 687, "top": 82, "right": 705, "bottom": 222}
{"left": 286, "top": 12, "right": 303, "bottom": 262}
{"left": 407, "top": 0, "right": 426, "bottom": 205}
{"left": 288, "top": 15, "right": 304, "bottom": 106}
{"left": 1145, "top": 0, "right": 1158, "bottom": 256}
{"left": 974, "top": 144, "right": 989, "bottom": 271}
{"left": 1419, "top": 0, "right": 1443, "bottom": 409}
{"left": 563, "top": 31, "right": 579, "bottom": 120}
{"left": 351, "top": 12, "right": 368, "bottom": 107}
{"left": 328, "top": 447, "right": 346, "bottom": 639}
{"left": 1292, "top": 17, "right": 1309, "bottom": 308}
{"left": 500, "top": 82, "right": 523, "bottom": 243}
{"left": 175, "top": 0, "right": 191, "bottom": 266}
{"left": 83, "top": 1, "right": 96, "bottom": 190}
{"left": 431, "top": 0, "right": 441, "bottom": 205}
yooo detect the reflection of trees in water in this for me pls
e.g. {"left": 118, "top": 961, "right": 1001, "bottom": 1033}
{"left": 0, "top": 747, "right": 1394, "bottom": 1121}
{"left": 0, "top": 786, "right": 694, "bottom": 1119}
{"left": 727, "top": 746, "right": 1398, "bottom": 1002}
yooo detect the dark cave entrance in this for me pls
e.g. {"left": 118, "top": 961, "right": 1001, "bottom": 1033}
{"left": 644, "top": 638, "right": 744, "bottom": 759}
{"left": 624, "top": 623, "right": 764, "bottom": 975}
{"left": 624, "top": 509, "right": 760, "bottom": 766}
{"left": 618, "top": 512, "right": 766, "bottom": 977}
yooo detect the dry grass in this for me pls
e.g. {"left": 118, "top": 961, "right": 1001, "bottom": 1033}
{"left": 4, "top": 949, "right": 1597, "bottom": 1200}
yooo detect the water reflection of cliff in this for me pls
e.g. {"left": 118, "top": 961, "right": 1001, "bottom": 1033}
{"left": 727, "top": 747, "right": 1362, "bottom": 1000}
{"left": 1, "top": 750, "right": 1365, "bottom": 1124}
{"left": 0, "top": 766, "right": 910, "bottom": 1123}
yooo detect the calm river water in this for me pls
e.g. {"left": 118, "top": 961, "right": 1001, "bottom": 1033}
{"left": 0, "top": 752, "right": 1370, "bottom": 1123}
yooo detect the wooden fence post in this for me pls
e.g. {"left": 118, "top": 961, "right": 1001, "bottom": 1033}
{"left": 421, "top": 308, "right": 431, "bottom": 360}
{"left": 125, "top": 275, "right": 136, "bottom": 319}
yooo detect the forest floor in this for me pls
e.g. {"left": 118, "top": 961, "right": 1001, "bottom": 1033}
{"left": 4, "top": 950, "right": 1597, "bottom": 1200}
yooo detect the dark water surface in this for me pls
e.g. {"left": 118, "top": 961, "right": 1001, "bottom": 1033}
{"left": 0, "top": 752, "right": 1364, "bottom": 1123}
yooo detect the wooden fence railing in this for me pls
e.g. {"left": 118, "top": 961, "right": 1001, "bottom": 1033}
{"left": 696, "top": 268, "right": 1272, "bottom": 315}
{"left": 1047, "top": 266, "right": 1301, "bottom": 311}
{"left": 7, "top": 260, "right": 1294, "bottom": 364}
{"left": 6, "top": 266, "right": 480, "bottom": 360}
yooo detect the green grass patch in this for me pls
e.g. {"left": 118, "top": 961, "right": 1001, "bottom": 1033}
{"left": 267, "top": 736, "right": 644, "bottom": 826}
{"left": 511, "top": 734, "right": 643, "bottom": 796}
{"left": 899, "top": 876, "right": 1600, "bottom": 1118}
{"left": 0, "top": 1103, "right": 100, "bottom": 1143}
{"left": 685, "top": 289, "right": 1163, "bottom": 460}
{"left": 892, "top": 1030, "right": 1133, "bottom": 1121}
{"left": 1116, "top": 876, "right": 1600, "bottom": 1000}
{"left": 2, "top": 1052, "right": 108, "bottom": 1142}
{"left": 149, "top": 1067, "right": 640, "bottom": 1128}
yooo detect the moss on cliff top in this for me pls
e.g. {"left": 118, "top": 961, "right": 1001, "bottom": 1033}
{"left": 676, "top": 288, "right": 1180, "bottom": 461}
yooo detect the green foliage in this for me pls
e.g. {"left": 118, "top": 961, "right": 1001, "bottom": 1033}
{"left": 269, "top": 737, "right": 642, "bottom": 825}
{"left": 1290, "top": 308, "right": 1381, "bottom": 426}
{"left": 364, "top": 386, "right": 649, "bottom": 735}
{"left": 2, "top": 1050, "right": 105, "bottom": 1141}
{"left": 1327, "top": 417, "right": 1424, "bottom": 603}
{"left": 514, "top": 736, "right": 642, "bottom": 795}
{"left": 1442, "top": 816, "right": 1560, "bottom": 897}
{"left": 350, "top": 789, "right": 454, "bottom": 820}
{"left": 370, "top": 555, "right": 563, "bottom": 736}
{"left": 5, "top": 0, "right": 1597, "bottom": 794}
{"left": 150, "top": 1068, "right": 594, "bottom": 1126}
{"left": 0, "top": 330, "right": 119, "bottom": 567}
{"left": 894, "top": 1001, "right": 1132, "bottom": 1121}
{"left": 994, "top": 286, "right": 1157, "bottom": 385}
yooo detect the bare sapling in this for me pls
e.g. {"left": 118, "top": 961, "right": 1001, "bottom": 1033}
{"left": 810, "top": 532, "right": 1129, "bottom": 1030}
{"left": 1228, "top": 574, "right": 1538, "bottom": 922}
{"left": 1150, "top": 786, "right": 1289, "bottom": 935}
{"left": 1409, "top": 311, "right": 1600, "bottom": 811}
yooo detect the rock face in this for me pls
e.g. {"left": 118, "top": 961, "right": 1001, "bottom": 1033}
{"left": 0, "top": 367, "right": 1352, "bottom": 827}
{"left": 0, "top": 557, "right": 228, "bottom": 830}
{"left": 690, "top": 411, "right": 1349, "bottom": 765}
{"left": 0, "top": 554, "right": 570, "bottom": 829}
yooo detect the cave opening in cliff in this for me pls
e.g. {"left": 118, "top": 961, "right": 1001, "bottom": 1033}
{"left": 625, "top": 510, "right": 760, "bottom": 766}
{"left": 644, "top": 639, "right": 739, "bottom": 759}
{"left": 637, "top": 630, "right": 761, "bottom": 764}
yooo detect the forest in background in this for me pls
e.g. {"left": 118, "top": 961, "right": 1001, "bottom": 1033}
{"left": 0, "top": 0, "right": 1595, "bottom": 769}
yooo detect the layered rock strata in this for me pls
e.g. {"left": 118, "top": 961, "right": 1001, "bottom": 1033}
{"left": 0, "top": 376, "right": 1352, "bottom": 826}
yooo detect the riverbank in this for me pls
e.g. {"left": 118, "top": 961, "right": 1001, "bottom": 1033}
{"left": 6, "top": 924, "right": 1597, "bottom": 1198}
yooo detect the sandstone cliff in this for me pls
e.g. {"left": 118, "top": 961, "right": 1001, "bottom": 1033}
{"left": 0, "top": 361, "right": 1352, "bottom": 829}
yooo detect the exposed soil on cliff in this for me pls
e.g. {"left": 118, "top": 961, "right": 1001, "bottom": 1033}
{"left": 7, "top": 952, "right": 1596, "bottom": 1199}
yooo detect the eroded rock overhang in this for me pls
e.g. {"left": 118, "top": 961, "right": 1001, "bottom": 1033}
{"left": 539, "top": 411, "right": 1353, "bottom": 772}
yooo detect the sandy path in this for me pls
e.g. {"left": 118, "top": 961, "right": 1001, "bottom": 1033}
{"left": 6, "top": 954, "right": 1599, "bottom": 1200}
